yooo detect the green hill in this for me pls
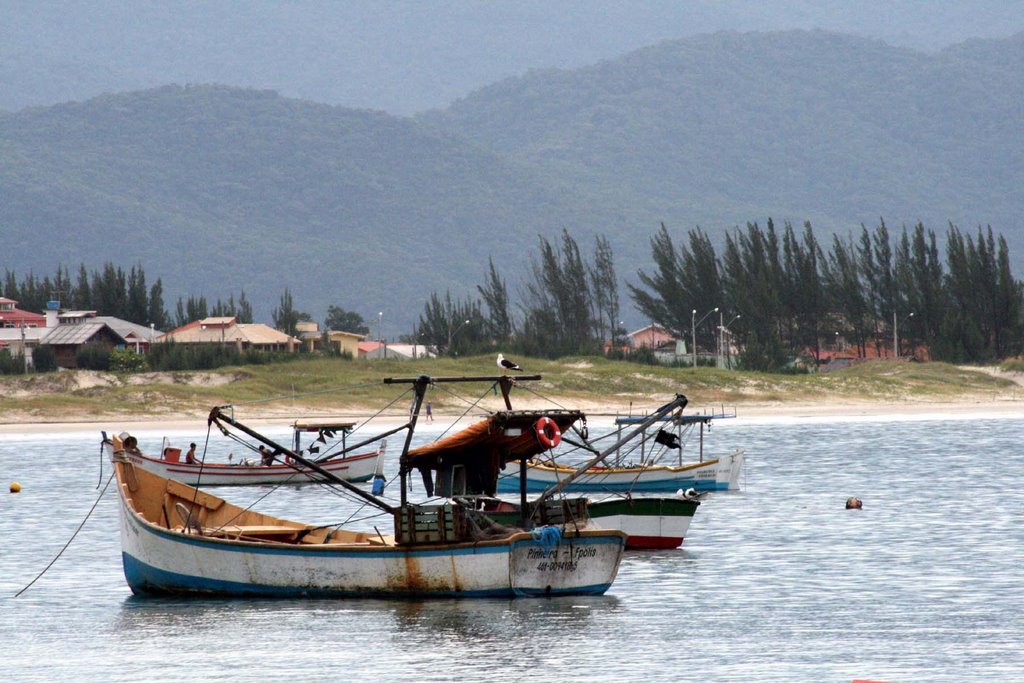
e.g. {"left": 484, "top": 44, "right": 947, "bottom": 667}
{"left": 3, "top": 3, "right": 1020, "bottom": 115}
{"left": 0, "top": 85, "right": 598, "bottom": 325}
{"left": 424, "top": 30, "right": 1024, "bottom": 255}
{"left": 2, "top": 30, "right": 1022, "bottom": 331}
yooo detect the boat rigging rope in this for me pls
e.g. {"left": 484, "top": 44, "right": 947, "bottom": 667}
{"left": 516, "top": 383, "right": 571, "bottom": 411}
{"left": 224, "top": 380, "right": 386, "bottom": 407}
{"left": 14, "top": 471, "right": 116, "bottom": 598}
{"left": 184, "top": 425, "right": 216, "bottom": 528}
{"left": 429, "top": 381, "right": 496, "bottom": 443}
{"left": 329, "top": 387, "right": 413, "bottom": 453}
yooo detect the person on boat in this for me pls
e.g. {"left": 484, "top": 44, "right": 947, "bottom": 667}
{"left": 259, "top": 445, "right": 274, "bottom": 466}
{"left": 185, "top": 443, "right": 198, "bottom": 464}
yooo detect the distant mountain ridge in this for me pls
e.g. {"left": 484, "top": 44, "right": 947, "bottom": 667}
{"left": 0, "top": 85, "right": 599, "bottom": 325}
{"left": 424, "top": 30, "right": 1024, "bottom": 254}
{"left": 2, "top": 1, "right": 1022, "bottom": 115}
{"left": 2, "top": 30, "right": 1022, "bottom": 329}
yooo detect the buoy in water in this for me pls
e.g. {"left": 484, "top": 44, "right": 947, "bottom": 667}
{"left": 845, "top": 496, "right": 862, "bottom": 509}
{"left": 10, "top": 482, "right": 22, "bottom": 493}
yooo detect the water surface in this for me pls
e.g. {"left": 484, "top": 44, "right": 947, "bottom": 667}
{"left": 2, "top": 415, "right": 1022, "bottom": 681}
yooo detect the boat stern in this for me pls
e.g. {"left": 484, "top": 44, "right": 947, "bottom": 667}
{"left": 508, "top": 528, "right": 626, "bottom": 596}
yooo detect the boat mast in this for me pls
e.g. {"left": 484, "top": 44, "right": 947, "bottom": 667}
{"left": 383, "top": 374, "right": 542, "bottom": 508}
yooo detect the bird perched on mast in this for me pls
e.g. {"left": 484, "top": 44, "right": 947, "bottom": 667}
{"left": 497, "top": 353, "right": 522, "bottom": 374}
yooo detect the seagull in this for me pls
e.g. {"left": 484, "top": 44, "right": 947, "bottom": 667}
{"left": 497, "top": 353, "right": 522, "bottom": 373}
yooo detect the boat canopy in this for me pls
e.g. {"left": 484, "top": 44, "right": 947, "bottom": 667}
{"left": 292, "top": 419, "right": 356, "bottom": 433}
{"left": 407, "top": 410, "right": 583, "bottom": 471}
{"left": 406, "top": 410, "right": 582, "bottom": 497}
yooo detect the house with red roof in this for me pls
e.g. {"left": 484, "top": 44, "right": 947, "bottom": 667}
{"left": 0, "top": 297, "right": 46, "bottom": 328}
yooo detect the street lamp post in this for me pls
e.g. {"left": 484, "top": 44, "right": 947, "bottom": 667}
{"left": 894, "top": 311, "right": 914, "bottom": 358}
{"left": 718, "top": 314, "right": 740, "bottom": 369}
{"left": 378, "top": 312, "right": 384, "bottom": 359}
{"left": 21, "top": 321, "right": 28, "bottom": 373}
{"left": 448, "top": 319, "right": 471, "bottom": 356}
{"left": 691, "top": 307, "right": 719, "bottom": 368}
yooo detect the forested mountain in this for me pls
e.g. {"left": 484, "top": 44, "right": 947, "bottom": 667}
{"left": 2, "top": 1, "right": 1021, "bottom": 115}
{"left": 424, "top": 31, "right": 1024, "bottom": 265}
{"left": 0, "top": 85, "right": 598, "bottom": 326}
{"left": 2, "top": 30, "right": 1022, "bottom": 331}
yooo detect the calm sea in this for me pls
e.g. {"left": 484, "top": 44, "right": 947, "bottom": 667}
{"left": 2, "top": 413, "right": 1022, "bottom": 682}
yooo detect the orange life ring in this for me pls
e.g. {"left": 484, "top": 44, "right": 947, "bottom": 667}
{"left": 534, "top": 416, "right": 561, "bottom": 449}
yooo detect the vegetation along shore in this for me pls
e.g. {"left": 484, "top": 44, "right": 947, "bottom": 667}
{"left": 3, "top": 355, "right": 1024, "bottom": 430}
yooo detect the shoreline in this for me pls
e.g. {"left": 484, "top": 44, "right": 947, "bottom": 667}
{"left": 4, "top": 395, "right": 1024, "bottom": 434}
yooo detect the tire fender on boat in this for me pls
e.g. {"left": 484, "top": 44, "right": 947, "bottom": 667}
{"left": 534, "top": 416, "right": 562, "bottom": 450}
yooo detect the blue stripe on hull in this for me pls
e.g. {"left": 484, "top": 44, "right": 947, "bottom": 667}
{"left": 141, "top": 520, "right": 511, "bottom": 559}
{"left": 495, "top": 478, "right": 729, "bottom": 494}
{"left": 122, "top": 553, "right": 611, "bottom": 599}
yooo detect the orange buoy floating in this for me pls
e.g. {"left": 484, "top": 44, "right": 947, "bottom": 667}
{"left": 10, "top": 482, "right": 22, "bottom": 493}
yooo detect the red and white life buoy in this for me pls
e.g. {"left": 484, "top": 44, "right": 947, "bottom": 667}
{"left": 534, "top": 416, "right": 562, "bottom": 449}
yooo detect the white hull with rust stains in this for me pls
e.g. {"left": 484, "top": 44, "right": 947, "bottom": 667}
{"left": 115, "top": 460, "right": 625, "bottom": 598}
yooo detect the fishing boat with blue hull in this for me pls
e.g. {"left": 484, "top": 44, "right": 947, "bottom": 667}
{"left": 495, "top": 405, "right": 743, "bottom": 494}
{"left": 497, "top": 453, "right": 742, "bottom": 493}
{"left": 109, "top": 374, "right": 628, "bottom": 599}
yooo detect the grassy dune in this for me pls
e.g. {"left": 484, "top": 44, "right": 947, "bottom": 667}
{"left": 0, "top": 355, "right": 1019, "bottom": 424}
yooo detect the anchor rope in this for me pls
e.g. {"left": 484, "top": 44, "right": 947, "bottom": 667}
{"left": 15, "top": 471, "right": 116, "bottom": 598}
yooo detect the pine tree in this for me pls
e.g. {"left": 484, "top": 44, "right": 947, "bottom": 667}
{"left": 476, "top": 257, "right": 513, "bottom": 344}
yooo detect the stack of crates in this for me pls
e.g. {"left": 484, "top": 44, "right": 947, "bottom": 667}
{"left": 532, "top": 497, "right": 589, "bottom": 525}
{"left": 395, "top": 504, "right": 469, "bottom": 545}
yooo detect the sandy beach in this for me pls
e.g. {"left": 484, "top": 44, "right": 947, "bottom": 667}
{"left": 4, "top": 393, "right": 1024, "bottom": 435}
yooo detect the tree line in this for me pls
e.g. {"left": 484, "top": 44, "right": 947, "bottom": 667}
{"left": 415, "top": 230, "right": 622, "bottom": 358}
{"left": 1, "top": 263, "right": 253, "bottom": 330}
{"left": 629, "top": 219, "right": 1022, "bottom": 369}
{"left": 6, "top": 217, "right": 1021, "bottom": 373}
{"left": 417, "top": 219, "right": 1023, "bottom": 370}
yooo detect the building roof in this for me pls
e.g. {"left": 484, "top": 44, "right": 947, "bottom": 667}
{"left": 627, "top": 324, "right": 677, "bottom": 348}
{"left": 0, "top": 297, "right": 47, "bottom": 327}
{"left": 327, "top": 330, "right": 366, "bottom": 340}
{"left": 358, "top": 341, "right": 434, "bottom": 359}
{"left": 43, "top": 322, "right": 126, "bottom": 345}
{"left": 90, "top": 316, "right": 161, "bottom": 342}
{"left": 160, "top": 319, "right": 297, "bottom": 346}
{"left": 237, "top": 323, "right": 297, "bottom": 345}
{"left": 0, "top": 327, "right": 49, "bottom": 343}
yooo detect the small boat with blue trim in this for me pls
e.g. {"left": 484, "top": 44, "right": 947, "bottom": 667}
{"left": 496, "top": 403, "right": 744, "bottom": 494}
{"left": 108, "top": 374, "right": 630, "bottom": 598}
{"left": 115, "top": 420, "right": 384, "bottom": 487}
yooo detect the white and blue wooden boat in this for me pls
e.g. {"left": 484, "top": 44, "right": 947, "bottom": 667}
{"left": 108, "top": 374, "right": 628, "bottom": 598}
{"left": 114, "top": 419, "right": 384, "bottom": 487}
{"left": 495, "top": 405, "right": 744, "bottom": 494}
{"left": 496, "top": 451, "right": 744, "bottom": 494}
